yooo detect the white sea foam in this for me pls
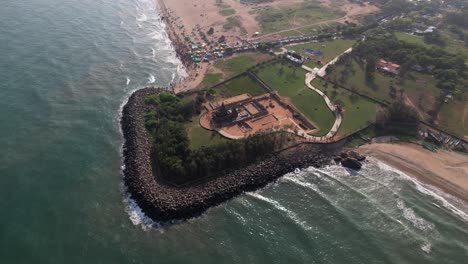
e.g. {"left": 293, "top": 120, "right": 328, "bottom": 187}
{"left": 147, "top": 74, "right": 155, "bottom": 84}
{"left": 396, "top": 199, "right": 435, "bottom": 232}
{"left": 136, "top": 13, "right": 147, "bottom": 22}
{"left": 247, "top": 192, "right": 312, "bottom": 231}
{"left": 421, "top": 242, "right": 432, "bottom": 254}
{"left": 126, "top": 77, "right": 130, "bottom": 86}
{"left": 151, "top": 48, "right": 156, "bottom": 58}
{"left": 376, "top": 160, "right": 468, "bottom": 222}
{"left": 124, "top": 195, "right": 155, "bottom": 231}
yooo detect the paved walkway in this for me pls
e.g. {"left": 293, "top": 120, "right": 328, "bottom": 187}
{"left": 216, "top": 48, "right": 353, "bottom": 142}
{"left": 298, "top": 48, "right": 353, "bottom": 141}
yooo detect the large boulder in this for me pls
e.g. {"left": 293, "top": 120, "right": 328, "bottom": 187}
{"left": 348, "top": 151, "right": 366, "bottom": 161}
{"left": 341, "top": 158, "right": 362, "bottom": 170}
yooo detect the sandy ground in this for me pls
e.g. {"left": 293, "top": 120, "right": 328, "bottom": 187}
{"left": 159, "top": 0, "right": 380, "bottom": 92}
{"left": 359, "top": 143, "right": 468, "bottom": 203}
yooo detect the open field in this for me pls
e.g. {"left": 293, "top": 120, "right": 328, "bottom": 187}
{"left": 255, "top": 61, "right": 335, "bottom": 135}
{"left": 394, "top": 32, "right": 433, "bottom": 48}
{"left": 395, "top": 31, "right": 468, "bottom": 60}
{"left": 186, "top": 114, "right": 229, "bottom": 149}
{"left": 312, "top": 78, "right": 377, "bottom": 136}
{"left": 256, "top": 1, "right": 344, "bottom": 34}
{"left": 327, "top": 58, "right": 468, "bottom": 138}
{"left": 209, "top": 75, "right": 267, "bottom": 101}
{"left": 327, "top": 59, "right": 442, "bottom": 112}
{"left": 437, "top": 92, "right": 468, "bottom": 139}
{"left": 198, "top": 73, "right": 223, "bottom": 89}
{"left": 198, "top": 52, "right": 272, "bottom": 90}
{"left": 213, "top": 52, "right": 273, "bottom": 78}
{"left": 287, "top": 38, "right": 356, "bottom": 68}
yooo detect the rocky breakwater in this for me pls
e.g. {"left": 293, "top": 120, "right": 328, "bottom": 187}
{"left": 122, "top": 88, "right": 335, "bottom": 223}
{"left": 334, "top": 150, "right": 366, "bottom": 170}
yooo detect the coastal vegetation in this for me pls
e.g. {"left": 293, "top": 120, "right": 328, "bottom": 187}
{"left": 376, "top": 102, "right": 420, "bottom": 136}
{"left": 144, "top": 92, "right": 290, "bottom": 184}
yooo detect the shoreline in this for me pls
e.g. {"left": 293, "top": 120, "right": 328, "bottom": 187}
{"left": 121, "top": 88, "right": 337, "bottom": 222}
{"left": 155, "top": 0, "right": 210, "bottom": 93}
{"left": 359, "top": 143, "right": 468, "bottom": 204}
{"left": 120, "top": 1, "right": 468, "bottom": 223}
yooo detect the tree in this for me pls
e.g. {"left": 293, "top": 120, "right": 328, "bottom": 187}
{"left": 376, "top": 102, "right": 420, "bottom": 135}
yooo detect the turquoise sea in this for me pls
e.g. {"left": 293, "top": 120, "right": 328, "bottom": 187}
{"left": 1, "top": 0, "right": 467, "bottom": 263}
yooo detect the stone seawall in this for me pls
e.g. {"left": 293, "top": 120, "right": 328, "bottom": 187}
{"left": 121, "top": 88, "right": 335, "bottom": 223}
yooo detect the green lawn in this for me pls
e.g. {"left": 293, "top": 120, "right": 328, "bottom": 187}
{"left": 199, "top": 73, "right": 223, "bottom": 89}
{"left": 328, "top": 58, "right": 441, "bottom": 115}
{"left": 312, "top": 78, "right": 377, "bottom": 136}
{"left": 214, "top": 53, "right": 272, "bottom": 78}
{"left": 326, "top": 58, "right": 468, "bottom": 137}
{"left": 299, "top": 22, "right": 342, "bottom": 35}
{"left": 186, "top": 114, "right": 229, "bottom": 149}
{"left": 394, "top": 32, "right": 433, "bottom": 48}
{"left": 288, "top": 39, "right": 356, "bottom": 68}
{"left": 210, "top": 75, "right": 268, "bottom": 101}
{"left": 395, "top": 31, "right": 468, "bottom": 59}
{"left": 255, "top": 62, "right": 335, "bottom": 135}
{"left": 256, "top": 1, "right": 343, "bottom": 33}
{"left": 437, "top": 92, "right": 468, "bottom": 138}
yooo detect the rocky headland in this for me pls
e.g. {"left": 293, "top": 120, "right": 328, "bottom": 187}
{"left": 121, "top": 88, "right": 339, "bottom": 223}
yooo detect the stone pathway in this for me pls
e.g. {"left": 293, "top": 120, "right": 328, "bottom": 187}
{"left": 298, "top": 48, "right": 353, "bottom": 142}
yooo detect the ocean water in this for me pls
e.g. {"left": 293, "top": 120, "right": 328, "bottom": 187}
{"left": 0, "top": 0, "right": 467, "bottom": 263}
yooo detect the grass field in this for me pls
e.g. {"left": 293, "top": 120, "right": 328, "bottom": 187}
{"left": 288, "top": 38, "right": 356, "bottom": 68}
{"left": 395, "top": 31, "right": 468, "bottom": 59}
{"left": 255, "top": 61, "right": 335, "bottom": 135}
{"left": 312, "top": 78, "right": 377, "bottom": 136}
{"left": 279, "top": 29, "right": 303, "bottom": 37}
{"left": 326, "top": 58, "right": 468, "bottom": 137}
{"left": 256, "top": 1, "right": 343, "bottom": 33}
{"left": 437, "top": 92, "right": 468, "bottom": 138}
{"left": 186, "top": 114, "right": 229, "bottom": 149}
{"left": 209, "top": 75, "right": 267, "bottom": 102}
{"left": 328, "top": 58, "right": 441, "bottom": 116}
{"left": 299, "top": 22, "right": 342, "bottom": 35}
{"left": 214, "top": 53, "right": 272, "bottom": 78}
{"left": 198, "top": 73, "right": 223, "bottom": 89}
{"left": 394, "top": 32, "right": 433, "bottom": 48}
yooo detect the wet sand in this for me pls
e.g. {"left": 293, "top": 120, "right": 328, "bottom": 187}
{"left": 359, "top": 143, "right": 468, "bottom": 203}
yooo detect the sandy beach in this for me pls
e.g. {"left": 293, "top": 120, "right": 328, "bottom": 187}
{"left": 359, "top": 143, "right": 468, "bottom": 203}
{"left": 155, "top": 0, "right": 380, "bottom": 93}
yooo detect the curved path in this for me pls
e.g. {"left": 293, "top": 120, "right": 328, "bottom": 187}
{"left": 304, "top": 72, "right": 342, "bottom": 141}
{"left": 299, "top": 48, "right": 353, "bottom": 141}
{"left": 210, "top": 48, "right": 353, "bottom": 142}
